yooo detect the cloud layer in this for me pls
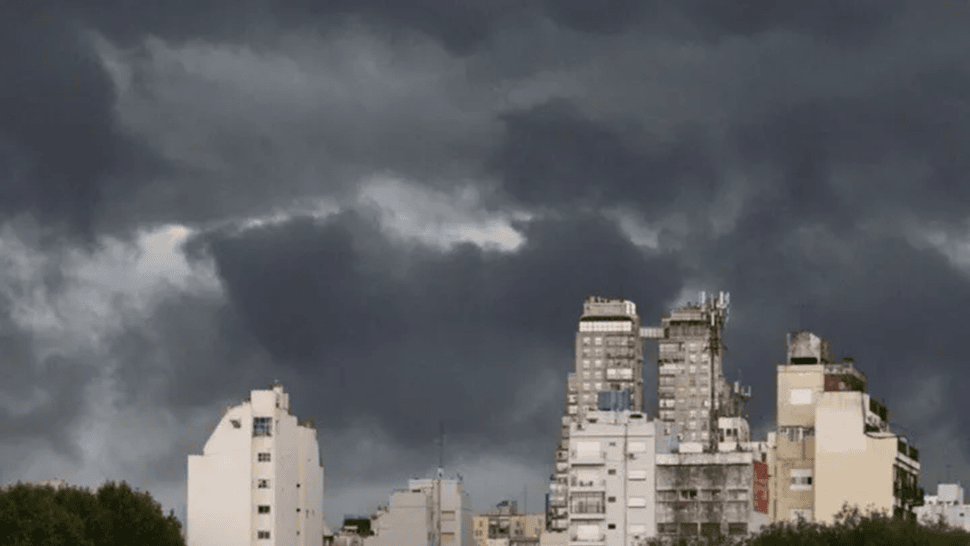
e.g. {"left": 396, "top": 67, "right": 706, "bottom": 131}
{"left": 2, "top": 0, "right": 970, "bottom": 529}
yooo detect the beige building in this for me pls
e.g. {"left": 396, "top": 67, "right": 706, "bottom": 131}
{"left": 365, "top": 477, "right": 473, "bottom": 546}
{"left": 768, "top": 332, "right": 922, "bottom": 525}
{"left": 473, "top": 501, "right": 543, "bottom": 546}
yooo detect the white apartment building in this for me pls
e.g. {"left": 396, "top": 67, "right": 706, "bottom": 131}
{"left": 187, "top": 382, "right": 324, "bottom": 546}
{"left": 566, "top": 410, "right": 655, "bottom": 546}
{"left": 915, "top": 483, "right": 970, "bottom": 531}
{"left": 365, "top": 477, "right": 473, "bottom": 546}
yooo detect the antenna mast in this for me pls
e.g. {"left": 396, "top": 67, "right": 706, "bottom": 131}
{"left": 436, "top": 421, "right": 444, "bottom": 546}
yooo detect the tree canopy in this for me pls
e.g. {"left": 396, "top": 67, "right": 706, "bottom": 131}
{"left": 0, "top": 480, "right": 184, "bottom": 546}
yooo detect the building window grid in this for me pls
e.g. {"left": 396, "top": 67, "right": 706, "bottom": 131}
{"left": 253, "top": 417, "right": 272, "bottom": 437}
{"left": 257, "top": 452, "right": 271, "bottom": 462}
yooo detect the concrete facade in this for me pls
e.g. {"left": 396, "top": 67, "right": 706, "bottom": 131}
{"left": 366, "top": 478, "right": 472, "bottom": 546}
{"left": 187, "top": 382, "right": 324, "bottom": 546}
{"left": 650, "top": 292, "right": 745, "bottom": 448}
{"left": 566, "top": 410, "right": 656, "bottom": 546}
{"left": 655, "top": 444, "right": 771, "bottom": 540}
{"left": 550, "top": 297, "right": 644, "bottom": 532}
{"left": 473, "top": 504, "right": 544, "bottom": 546}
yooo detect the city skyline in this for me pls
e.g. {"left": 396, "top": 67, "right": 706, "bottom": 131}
{"left": 2, "top": 0, "right": 969, "bottom": 533}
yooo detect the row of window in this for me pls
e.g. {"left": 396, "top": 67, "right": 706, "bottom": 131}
{"left": 657, "top": 523, "right": 748, "bottom": 535}
{"left": 579, "top": 322, "right": 634, "bottom": 333}
{"left": 580, "top": 346, "right": 636, "bottom": 358}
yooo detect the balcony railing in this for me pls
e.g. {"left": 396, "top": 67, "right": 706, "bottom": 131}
{"left": 570, "top": 478, "right": 606, "bottom": 488}
{"left": 570, "top": 503, "right": 606, "bottom": 516}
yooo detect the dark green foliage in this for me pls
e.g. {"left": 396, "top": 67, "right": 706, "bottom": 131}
{"left": 642, "top": 502, "right": 970, "bottom": 546}
{"left": 0, "top": 481, "right": 184, "bottom": 546}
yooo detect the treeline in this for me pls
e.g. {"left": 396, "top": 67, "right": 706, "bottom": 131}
{"left": 0, "top": 481, "right": 184, "bottom": 546}
{"left": 646, "top": 504, "right": 970, "bottom": 546}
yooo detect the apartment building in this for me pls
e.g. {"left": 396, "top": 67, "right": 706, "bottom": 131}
{"left": 187, "top": 382, "right": 324, "bottom": 546}
{"left": 565, "top": 409, "right": 656, "bottom": 546}
{"left": 648, "top": 292, "right": 746, "bottom": 448}
{"left": 654, "top": 422, "right": 771, "bottom": 540}
{"left": 915, "top": 483, "right": 970, "bottom": 530}
{"left": 365, "top": 477, "right": 473, "bottom": 546}
{"left": 549, "top": 297, "right": 645, "bottom": 532}
{"left": 473, "top": 501, "right": 544, "bottom": 546}
{"left": 768, "top": 331, "right": 922, "bottom": 525}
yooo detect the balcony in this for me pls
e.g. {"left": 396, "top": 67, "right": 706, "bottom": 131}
{"left": 570, "top": 450, "right": 606, "bottom": 465}
{"left": 569, "top": 504, "right": 606, "bottom": 519}
{"left": 570, "top": 478, "right": 606, "bottom": 490}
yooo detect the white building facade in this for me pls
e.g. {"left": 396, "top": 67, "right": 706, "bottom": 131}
{"left": 187, "top": 382, "right": 324, "bottom": 546}
{"left": 365, "top": 477, "right": 473, "bottom": 546}
{"left": 915, "top": 483, "right": 970, "bottom": 531}
{"left": 566, "top": 410, "right": 656, "bottom": 546}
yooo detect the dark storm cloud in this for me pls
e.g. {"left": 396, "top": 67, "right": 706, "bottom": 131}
{"left": 108, "top": 290, "right": 276, "bottom": 416}
{"left": 0, "top": 5, "right": 166, "bottom": 243}
{"left": 489, "top": 99, "right": 721, "bottom": 212}
{"left": 182, "top": 209, "right": 683, "bottom": 463}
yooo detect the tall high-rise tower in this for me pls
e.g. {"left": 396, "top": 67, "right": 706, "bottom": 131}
{"left": 650, "top": 292, "right": 748, "bottom": 451}
{"left": 548, "top": 296, "right": 643, "bottom": 531}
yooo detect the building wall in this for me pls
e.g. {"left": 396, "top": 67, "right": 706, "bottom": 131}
{"left": 916, "top": 485, "right": 970, "bottom": 531}
{"left": 566, "top": 411, "right": 655, "bottom": 546}
{"left": 776, "top": 365, "right": 824, "bottom": 428}
{"left": 370, "top": 490, "right": 432, "bottom": 546}
{"left": 369, "top": 479, "right": 471, "bottom": 546}
{"left": 814, "top": 391, "right": 896, "bottom": 524}
{"left": 188, "top": 383, "right": 323, "bottom": 546}
{"left": 552, "top": 297, "right": 643, "bottom": 533}
{"left": 655, "top": 451, "right": 759, "bottom": 538}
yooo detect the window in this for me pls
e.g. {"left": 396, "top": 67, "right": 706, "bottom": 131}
{"left": 257, "top": 531, "right": 270, "bottom": 539}
{"left": 608, "top": 496, "right": 616, "bottom": 503}
{"left": 443, "top": 511, "right": 455, "bottom": 521}
{"left": 628, "top": 497, "right": 646, "bottom": 508}
{"left": 608, "top": 469, "right": 616, "bottom": 475}
{"left": 608, "top": 524, "right": 616, "bottom": 529}
{"left": 257, "top": 452, "right": 271, "bottom": 462}
{"left": 595, "top": 337, "right": 602, "bottom": 345}
{"left": 790, "top": 469, "right": 813, "bottom": 491}
{"left": 230, "top": 419, "right": 241, "bottom": 428}
{"left": 253, "top": 417, "right": 272, "bottom": 437}
{"left": 681, "top": 489, "right": 698, "bottom": 500}
{"left": 257, "top": 505, "right": 271, "bottom": 514}
{"left": 257, "top": 479, "right": 270, "bottom": 488}
{"left": 583, "top": 359, "right": 590, "bottom": 368}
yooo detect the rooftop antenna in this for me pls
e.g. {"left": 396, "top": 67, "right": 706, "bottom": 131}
{"left": 435, "top": 421, "right": 444, "bottom": 546}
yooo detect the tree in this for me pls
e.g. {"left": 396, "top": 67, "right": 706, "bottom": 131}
{"left": 0, "top": 481, "right": 184, "bottom": 546}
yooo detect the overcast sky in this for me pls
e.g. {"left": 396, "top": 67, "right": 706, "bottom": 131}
{"left": 3, "top": 0, "right": 970, "bottom": 530}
